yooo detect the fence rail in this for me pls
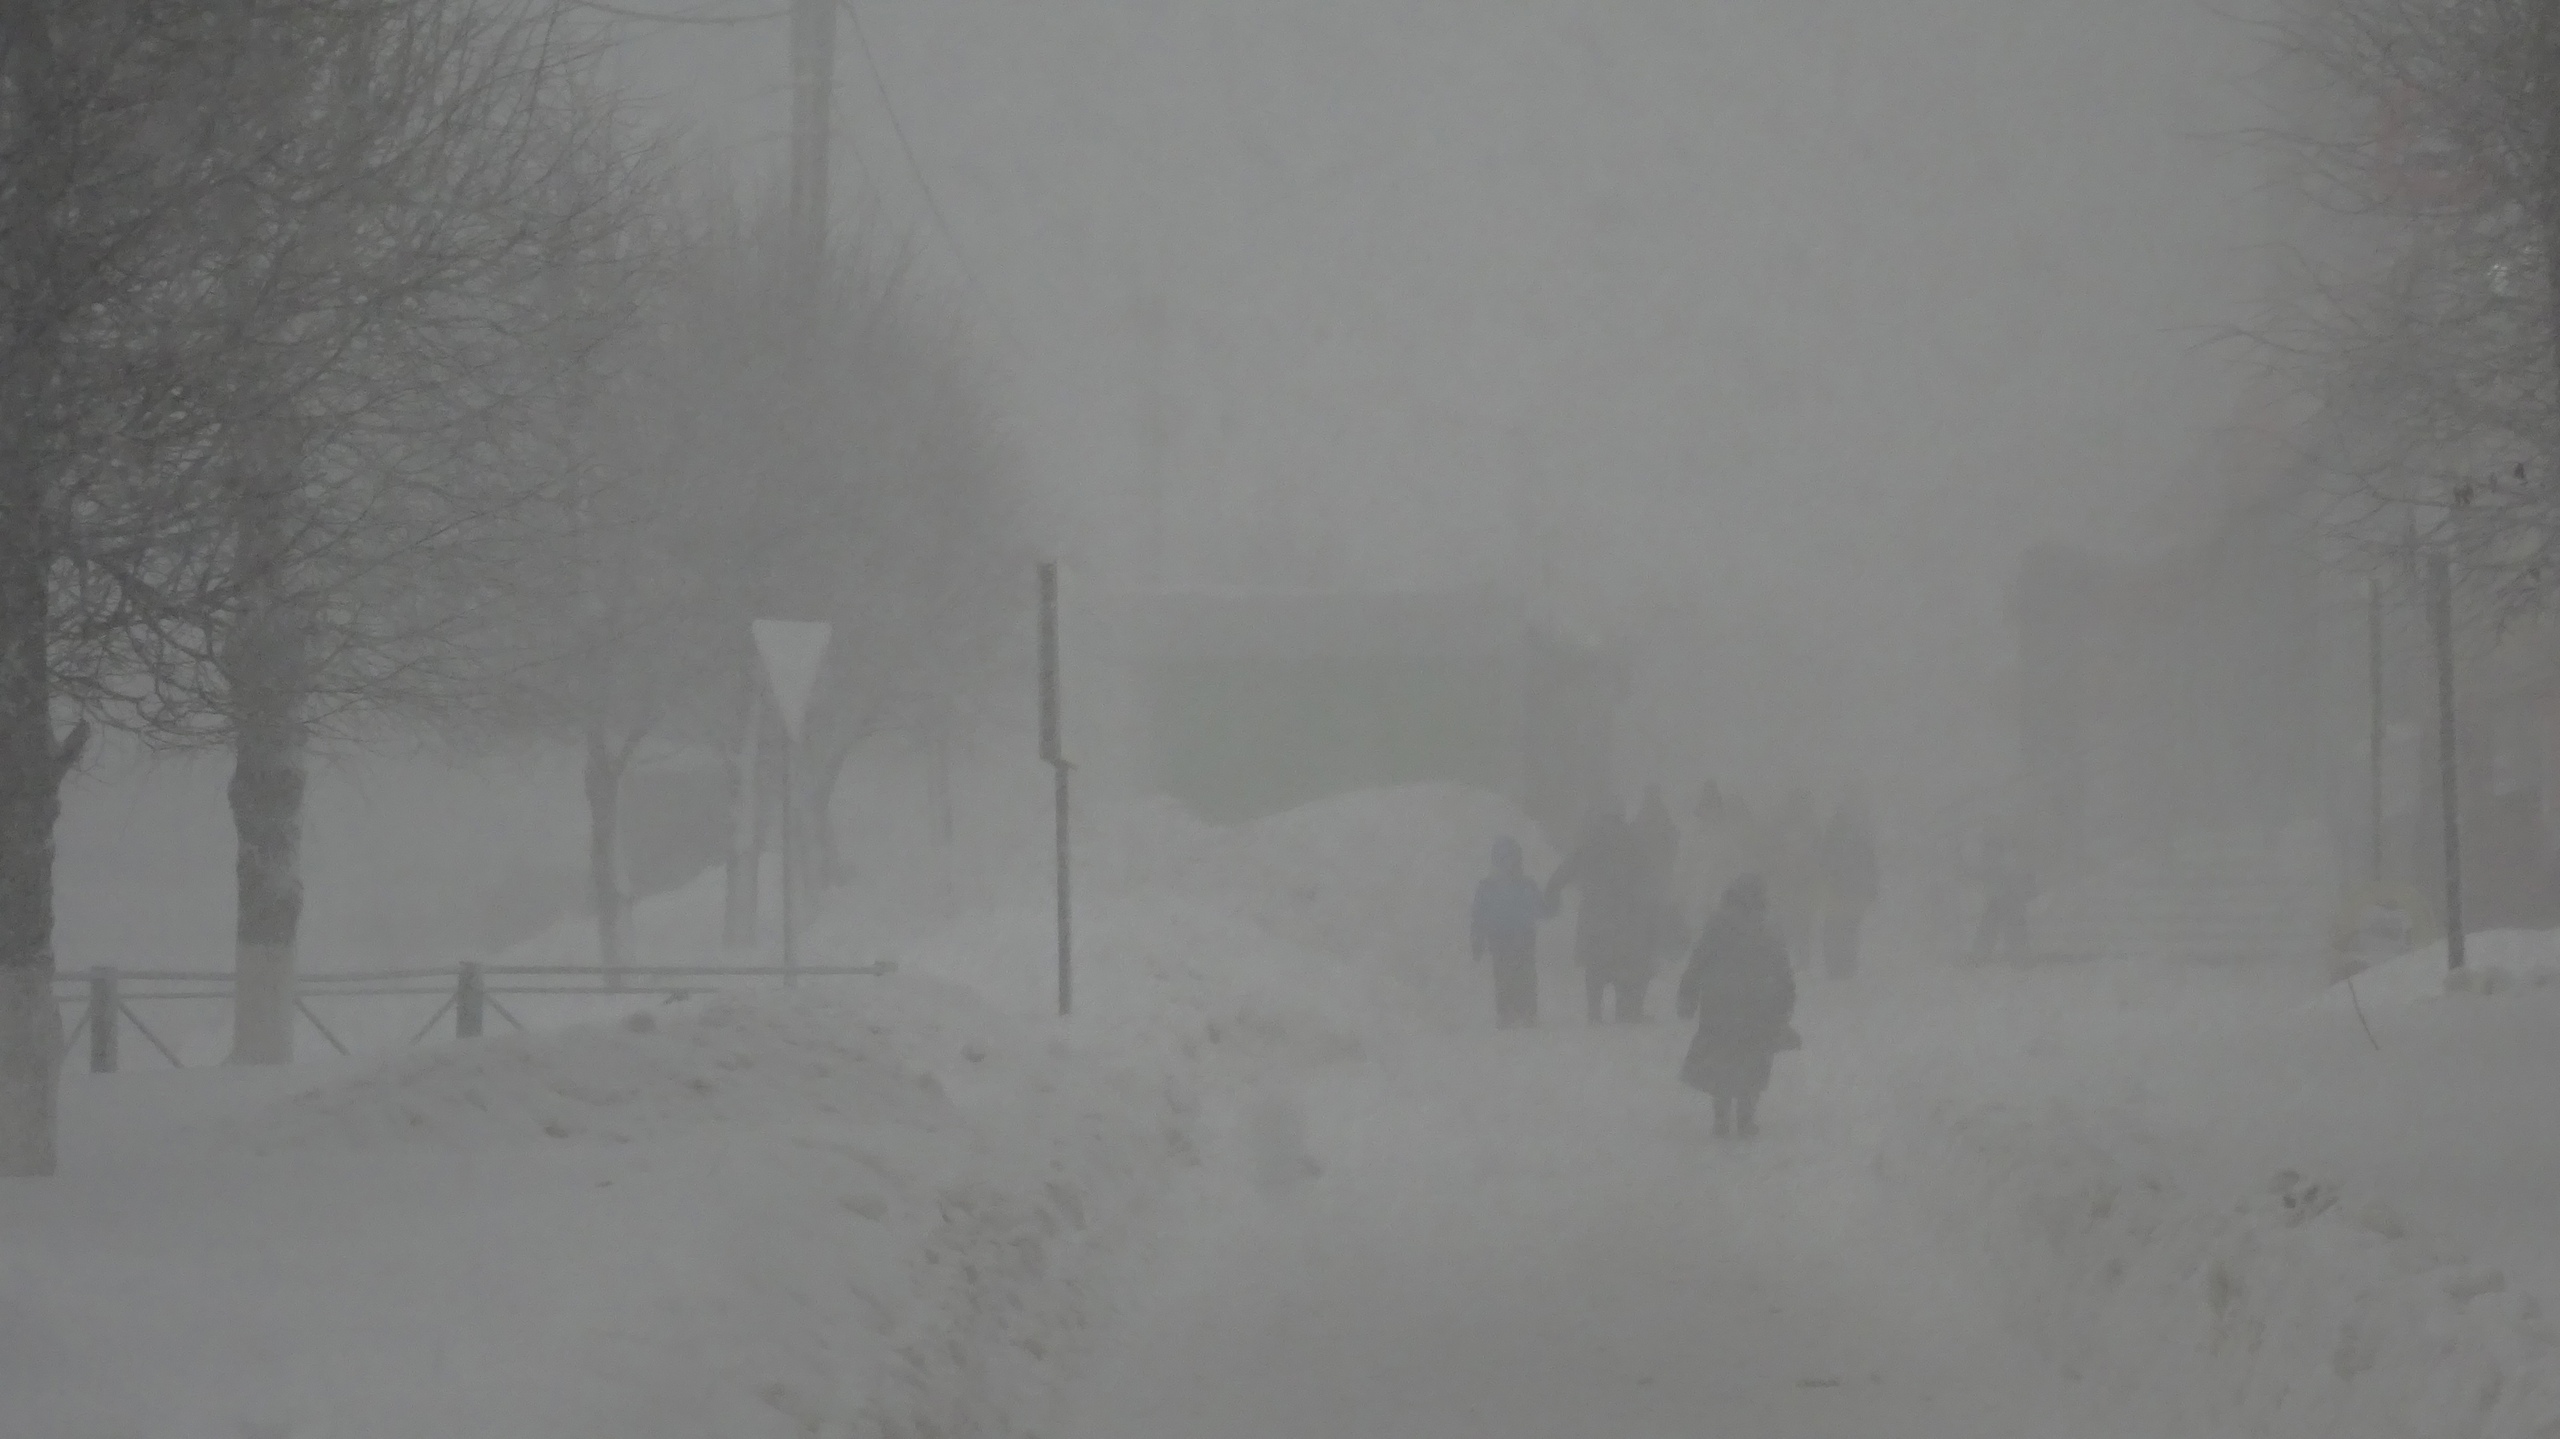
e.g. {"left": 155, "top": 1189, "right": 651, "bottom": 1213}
{"left": 49, "top": 959, "right": 898, "bottom": 1075}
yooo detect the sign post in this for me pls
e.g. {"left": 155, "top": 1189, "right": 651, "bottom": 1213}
{"left": 752, "top": 618, "right": 833, "bottom": 986}
{"left": 1039, "top": 564, "right": 1072, "bottom": 1016}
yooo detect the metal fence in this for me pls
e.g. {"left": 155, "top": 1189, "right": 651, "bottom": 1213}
{"left": 51, "top": 960, "right": 897, "bottom": 1074}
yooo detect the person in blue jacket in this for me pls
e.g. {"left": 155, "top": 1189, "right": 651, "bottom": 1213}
{"left": 1472, "top": 836, "right": 1551, "bottom": 1027}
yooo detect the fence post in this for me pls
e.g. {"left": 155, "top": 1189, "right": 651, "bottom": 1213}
{"left": 456, "top": 962, "right": 485, "bottom": 1040}
{"left": 90, "top": 968, "right": 118, "bottom": 1074}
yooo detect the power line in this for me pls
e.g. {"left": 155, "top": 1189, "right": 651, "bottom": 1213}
{"left": 837, "top": 0, "right": 1004, "bottom": 328}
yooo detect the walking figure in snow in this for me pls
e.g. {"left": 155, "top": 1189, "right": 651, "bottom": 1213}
{"left": 1547, "top": 797, "right": 1658, "bottom": 1023}
{"left": 1817, "top": 792, "right": 1879, "bottom": 980}
{"left": 1677, "top": 875, "right": 1798, "bottom": 1137}
{"left": 1472, "top": 836, "right": 1551, "bottom": 1027}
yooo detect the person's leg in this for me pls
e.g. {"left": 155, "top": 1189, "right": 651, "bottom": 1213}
{"left": 1585, "top": 966, "right": 1606, "bottom": 1024}
{"left": 1736, "top": 1087, "right": 1759, "bottom": 1137}
{"left": 1712, "top": 1094, "right": 1733, "bottom": 1137}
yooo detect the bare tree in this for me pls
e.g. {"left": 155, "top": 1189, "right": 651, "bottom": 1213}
{"left": 0, "top": 0, "right": 359, "bottom": 1174}
{"left": 2278, "top": 0, "right": 2560, "bottom": 597}
{"left": 140, "top": 1, "right": 648, "bottom": 1062}
{"left": 514, "top": 197, "right": 1017, "bottom": 966}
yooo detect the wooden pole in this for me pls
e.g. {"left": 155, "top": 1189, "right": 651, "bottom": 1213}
{"left": 2428, "top": 550, "right": 2465, "bottom": 970}
{"left": 1040, "top": 563, "right": 1071, "bottom": 1016}
{"left": 787, "top": 0, "right": 835, "bottom": 279}
{"left": 781, "top": 731, "right": 799, "bottom": 986}
{"left": 2369, "top": 574, "right": 2386, "bottom": 886}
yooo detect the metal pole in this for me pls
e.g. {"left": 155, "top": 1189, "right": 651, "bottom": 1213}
{"left": 781, "top": 731, "right": 799, "bottom": 986}
{"left": 2428, "top": 549, "right": 2465, "bottom": 970}
{"left": 2369, "top": 574, "right": 2386, "bottom": 886}
{"left": 1040, "top": 563, "right": 1071, "bottom": 1016}
{"left": 1055, "top": 759, "right": 1073, "bottom": 1017}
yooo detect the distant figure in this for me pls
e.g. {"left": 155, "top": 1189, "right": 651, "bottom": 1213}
{"left": 1688, "top": 780, "right": 1757, "bottom": 936}
{"left": 1766, "top": 786, "right": 1823, "bottom": 968}
{"left": 1677, "top": 875, "right": 1798, "bottom": 1138}
{"left": 1547, "top": 798, "right": 1656, "bottom": 1023}
{"left": 1472, "top": 836, "right": 1551, "bottom": 1027}
{"left": 1631, "top": 783, "right": 1684, "bottom": 959}
{"left": 1817, "top": 794, "right": 1880, "bottom": 980}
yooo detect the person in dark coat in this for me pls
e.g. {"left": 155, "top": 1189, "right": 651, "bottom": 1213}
{"left": 1677, "top": 875, "right": 1797, "bottom": 1137}
{"left": 1817, "top": 794, "right": 1880, "bottom": 980}
{"left": 1546, "top": 800, "right": 1655, "bottom": 1023}
{"left": 1471, "top": 836, "right": 1551, "bottom": 1027}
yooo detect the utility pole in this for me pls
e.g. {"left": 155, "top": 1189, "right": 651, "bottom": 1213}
{"left": 2428, "top": 548, "right": 2465, "bottom": 971}
{"left": 2368, "top": 574, "right": 2386, "bottom": 886}
{"left": 788, "top": 0, "right": 836, "bottom": 276}
{"left": 1039, "top": 563, "right": 1072, "bottom": 1016}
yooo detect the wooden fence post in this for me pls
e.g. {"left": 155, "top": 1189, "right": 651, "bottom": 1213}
{"left": 90, "top": 968, "right": 117, "bottom": 1074}
{"left": 456, "top": 962, "right": 485, "bottom": 1040}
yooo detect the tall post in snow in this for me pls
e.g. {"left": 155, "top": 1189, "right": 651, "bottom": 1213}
{"left": 2428, "top": 549, "right": 2465, "bottom": 971}
{"left": 787, "top": 0, "right": 835, "bottom": 281}
{"left": 2369, "top": 573, "right": 2386, "bottom": 887}
{"left": 1040, "top": 562, "right": 1072, "bottom": 1016}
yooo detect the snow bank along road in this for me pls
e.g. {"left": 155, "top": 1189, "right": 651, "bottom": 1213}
{"left": 1064, "top": 1016, "right": 2114, "bottom": 1439}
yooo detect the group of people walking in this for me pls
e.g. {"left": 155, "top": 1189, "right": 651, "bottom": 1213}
{"left": 1469, "top": 780, "right": 1879, "bottom": 1136}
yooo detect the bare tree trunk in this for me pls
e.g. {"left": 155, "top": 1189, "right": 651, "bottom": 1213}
{"left": 723, "top": 677, "right": 763, "bottom": 948}
{"left": 584, "top": 726, "right": 629, "bottom": 978}
{"left": 227, "top": 481, "right": 306, "bottom": 1067}
{"left": 0, "top": 482, "right": 70, "bottom": 1174}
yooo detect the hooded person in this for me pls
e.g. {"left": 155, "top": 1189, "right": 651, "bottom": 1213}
{"left": 1676, "top": 875, "right": 1798, "bottom": 1137}
{"left": 1471, "top": 836, "right": 1550, "bottom": 1027}
{"left": 1546, "top": 797, "right": 1655, "bottom": 1023}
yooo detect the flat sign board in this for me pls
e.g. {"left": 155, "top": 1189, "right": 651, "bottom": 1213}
{"left": 752, "top": 618, "right": 833, "bottom": 742}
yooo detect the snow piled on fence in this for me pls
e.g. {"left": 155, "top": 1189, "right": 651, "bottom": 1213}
{"left": 3, "top": 973, "right": 1183, "bottom": 1439}
{"left": 1873, "top": 948, "right": 2560, "bottom": 1439}
{"left": 1, "top": 781, "right": 1537, "bottom": 1439}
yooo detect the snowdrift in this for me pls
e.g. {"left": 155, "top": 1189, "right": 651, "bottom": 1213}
{"left": 4, "top": 975, "right": 1183, "bottom": 1439}
{"left": 1881, "top": 954, "right": 2560, "bottom": 1439}
{"left": 4, "top": 782, "right": 1545, "bottom": 1438}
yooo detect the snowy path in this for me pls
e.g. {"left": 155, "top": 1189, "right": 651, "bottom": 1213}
{"left": 1062, "top": 1018, "right": 2118, "bottom": 1439}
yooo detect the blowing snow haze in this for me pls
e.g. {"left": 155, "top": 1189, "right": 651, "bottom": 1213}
{"left": 615, "top": 0, "right": 2270, "bottom": 786}
{"left": 52, "top": 2, "right": 2560, "bottom": 1439}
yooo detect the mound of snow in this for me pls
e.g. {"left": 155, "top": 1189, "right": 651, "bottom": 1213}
{"left": 1875, "top": 946, "right": 2560, "bottom": 1439}
{"left": 2, "top": 974, "right": 1182, "bottom": 1439}
{"left": 1892, "top": 1094, "right": 2560, "bottom": 1439}
{"left": 880, "top": 893, "right": 1380, "bottom": 1086}
{"left": 1080, "top": 782, "right": 1554, "bottom": 1019}
{"left": 2322, "top": 931, "right": 2560, "bottom": 1010}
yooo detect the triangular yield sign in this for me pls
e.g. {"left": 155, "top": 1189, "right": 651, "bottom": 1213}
{"left": 752, "top": 618, "right": 833, "bottom": 742}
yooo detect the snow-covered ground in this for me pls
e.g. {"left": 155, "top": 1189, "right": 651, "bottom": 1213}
{"left": 1867, "top": 939, "right": 2560, "bottom": 1439}
{"left": 22, "top": 778, "right": 2560, "bottom": 1439}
